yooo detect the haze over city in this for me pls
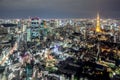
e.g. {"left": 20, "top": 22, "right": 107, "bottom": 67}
{"left": 0, "top": 0, "right": 120, "bottom": 18}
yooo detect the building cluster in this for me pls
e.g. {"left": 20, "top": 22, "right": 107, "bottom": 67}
{"left": 0, "top": 15, "right": 120, "bottom": 80}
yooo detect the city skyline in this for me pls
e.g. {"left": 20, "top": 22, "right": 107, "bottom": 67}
{"left": 0, "top": 0, "right": 120, "bottom": 19}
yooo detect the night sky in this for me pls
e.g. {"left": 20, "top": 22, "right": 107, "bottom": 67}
{"left": 0, "top": 0, "right": 120, "bottom": 19}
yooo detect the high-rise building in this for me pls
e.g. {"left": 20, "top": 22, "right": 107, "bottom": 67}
{"left": 27, "top": 28, "right": 31, "bottom": 42}
{"left": 30, "top": 17, "right": 40, "bottom": 39}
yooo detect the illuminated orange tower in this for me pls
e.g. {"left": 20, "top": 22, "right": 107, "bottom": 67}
{"left": 96, "top": 13, "right": 102, "bottom": 32}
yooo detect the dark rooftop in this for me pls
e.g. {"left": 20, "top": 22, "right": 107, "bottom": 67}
{"left": 1, "top": 23, "right": 17, "bottom": 27}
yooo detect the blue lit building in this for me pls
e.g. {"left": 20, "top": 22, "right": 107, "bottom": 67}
{"left": 39, "top": 20, "right": 49, "bottom": 37}
{"left": 30, "top": 17, "right": 40, "bottom": 39}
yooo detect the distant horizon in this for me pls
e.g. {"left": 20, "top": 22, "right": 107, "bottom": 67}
{"left": 0, "top": 12, "right": 120, "bottom": 19}
{"left": 0, "top": 16, "right": 120, "bottom": 20}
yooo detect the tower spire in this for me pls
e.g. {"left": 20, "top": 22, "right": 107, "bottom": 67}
{"left": 96, "top": 13, "right": 101, "bottom": 32}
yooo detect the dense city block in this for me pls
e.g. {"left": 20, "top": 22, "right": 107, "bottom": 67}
{"left": 0, "top": 16, "right": 120, "bottom": 80}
